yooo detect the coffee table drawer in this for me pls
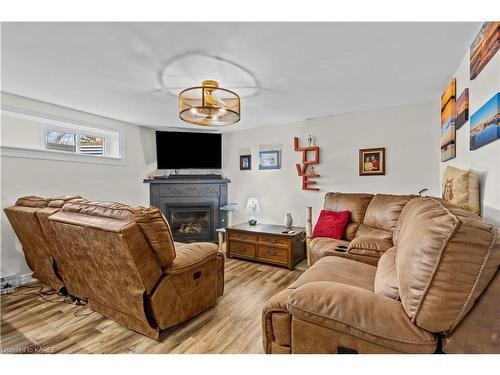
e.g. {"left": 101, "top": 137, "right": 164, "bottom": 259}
{"left": 258, "top": 235, "right": 289, "bottom": 246}
{"left": 230, "top": 240, "right": 256, "bottom": 258}
{"left": 257, "top": 245, "right": 288, "bottom": 265}
{"left": 229, "top": 231, "right": 257, "bottom": 242}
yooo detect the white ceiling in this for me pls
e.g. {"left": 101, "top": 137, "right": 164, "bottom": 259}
{"left": 1, "top": 22, "right": 480, "bottom": 132}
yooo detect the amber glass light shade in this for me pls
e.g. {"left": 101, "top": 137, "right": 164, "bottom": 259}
{"left": 179, "top": 80, "right": 240, "bottom": 126}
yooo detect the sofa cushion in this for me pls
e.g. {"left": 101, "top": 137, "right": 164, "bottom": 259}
{"left": 374, "top": 247, "right": 399, "bottom": 300}
{"left": 362, "top": 194, "right": 414, "bottom": 233}
{"left": 394, "top": 196, "right": 499, "bottom": 333}
{"left": 62, "top": 200, "right": 137, "bottom": 220}
{"left": 355, "top": 224, "right": 393, "bottom": 241}
{"left": 442, "top": 165, "right": 480, "bottom": 215}
{"left": 168, "top": 242, "right": 218, "bottom": 274}
{"left": 323, "top": 192, "right": 373, "bottom": 240}
{"left": 312, "top": 210, "right": 349, "bottom": 240}
{"left": 62, "top": 200, "right": 176, "bottom": 269}
{"left": 348, "top": 236, "right": 393, "bottom": 258}
{"left": 15, "top": 195, "right": 49, "bottom": 208}
{"left": 289, "top": 256, "right": 376, "bottom": 292}
{"left": 287, "top": 282, "right": 437, "bottom": 354}
{"left": 47, "top": 195, "right": 83, "bottom": 208}
{"left": 131, "top": 207, "right": 176, "bottom": 269}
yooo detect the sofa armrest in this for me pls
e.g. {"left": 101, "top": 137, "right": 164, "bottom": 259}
{"left": 287, "top": 282, "right": 437, "bottom": 353}
{"left": 167, "top": 242, "right": 219, "bottom": 274}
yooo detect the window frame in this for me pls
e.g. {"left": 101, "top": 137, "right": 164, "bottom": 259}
{"left": 78, "top": 133, "right": 106, "bottom": 156}
{"left": 42, "top": 124, "right": 109, "bottom": 156}
{"left": 0, "top": 106, "right": 124, "bottom": 165}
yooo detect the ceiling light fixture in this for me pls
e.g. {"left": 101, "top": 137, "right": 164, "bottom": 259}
{"left": 179, "top": 80, "right": 240, "bottom": 126}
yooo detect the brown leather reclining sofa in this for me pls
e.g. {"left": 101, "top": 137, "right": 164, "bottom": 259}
{"left": 263, "top": 193, "right": 500, "bottom": 354}
{"left": 4, "top": 196, "right": 225, "bottom": 340}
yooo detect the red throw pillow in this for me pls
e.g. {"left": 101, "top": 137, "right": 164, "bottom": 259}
{"left": 312, "top": 210, "right": 350, "bottom": 239}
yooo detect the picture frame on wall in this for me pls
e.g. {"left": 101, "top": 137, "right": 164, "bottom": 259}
{"left": 470, "top": 92, "right": 500, "bottom": 150}
{"left": 240, "top": 154, "right": 251, "bottom": 170}
{"left": 359, "top": 147, "right": 385, "bottom": 176}
{"left": 455, "top": 88, "right": 469, "bottom": 130}
{"left": 440, "top": 78, "right": 456, "bottom": 162}
{"left": 259, "top": 150, "right": 281, "bottom": 170}
{"left": 470, "top": 22, "right": 500, "bottom": 80}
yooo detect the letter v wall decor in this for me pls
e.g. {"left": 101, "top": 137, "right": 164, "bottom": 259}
{"left": 294, "top": 136, "right": 320, "bottom": 191}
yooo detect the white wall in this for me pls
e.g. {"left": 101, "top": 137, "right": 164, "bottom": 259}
{"left": 440, "top": 50, "right": 500, "bottom": 226}
{"left": 222, "top": 100, "right": 440, "bottom": 227}
{"left": 1, "top": 93, "right": 157, "bottom": 277}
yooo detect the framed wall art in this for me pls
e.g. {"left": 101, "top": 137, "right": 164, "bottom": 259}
{"left": 470, "top": 92, "right": 499, "bottom": 150}
{"left": 455, "top": 88, "right": 469, "bottom": 130}
{"left": 259, "top": 150, "right": 281, "bottom": 170}
{"left": 470, "top": 22, "right": 500, "bottom": 80}
{"left": 240, "top": 154, "right": 251, "bottom": 170}
{"left": 440, "top": 78, "right": 456, "bottom": 162}
{"left": 359, "top": 147, "right": 385, "bottom": 176}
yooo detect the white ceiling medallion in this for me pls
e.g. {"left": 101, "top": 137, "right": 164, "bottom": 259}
{"left": 160, "top": 52, "right": 259, "bottom": 98}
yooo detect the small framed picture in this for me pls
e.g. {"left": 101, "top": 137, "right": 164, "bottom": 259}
{"left": 359, "top": 147, "right": 385, "bottom": 176}
{"left": 259, "top": 150, "right": 281, "bottom": 170}
{"left": 240, "top": 154, "right": 251, "bottom": 170}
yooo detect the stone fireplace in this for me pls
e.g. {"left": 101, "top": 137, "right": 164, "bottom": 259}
{"left": 144, "top": 178, "right": 230, "bottom": 242}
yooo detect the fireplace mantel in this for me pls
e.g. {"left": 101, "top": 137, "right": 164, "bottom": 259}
{"left": 144, "top": 178, "right": 230, "bottom": 242}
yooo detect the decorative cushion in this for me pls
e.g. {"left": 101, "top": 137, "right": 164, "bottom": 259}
{"left": 312, "top": 210, "right": 349, "bottom": 240}
{"left": 374, "top": 247, "right": 399, "bottom": 300}
{"left": 323, "top": 193, "right": 374, "bottom": 240}
{"left": 442, "top": 166, "right": 480, "bottom": 215}
{"left": 394, "top": 197, "right": 499, "bottom": 333}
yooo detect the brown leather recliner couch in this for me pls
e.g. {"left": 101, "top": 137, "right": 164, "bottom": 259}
{"left": 310, "top": 193, "right": 414, "bottom": 266}
{"left": 263, "top": 194, "right": 500, "bottom": 354}
{"left": 4, "top": 196, "right": 225, "bottom": 340}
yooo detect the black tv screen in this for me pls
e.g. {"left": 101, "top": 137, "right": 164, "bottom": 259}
{"left": 156, "top": 131, "right": 222, "bottom": 169}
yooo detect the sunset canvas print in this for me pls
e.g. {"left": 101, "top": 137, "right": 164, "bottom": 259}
{"left": 470, "top": 22, "right": 500, "bottom": 80}
{"left": 441, "top": 79, "right": 456, "bottom": 161}
{"left": 455, "top": 88, "right": 469, "bottom": 129}
{"left": 470, "top": 92, "right": 500, "bottom": 150}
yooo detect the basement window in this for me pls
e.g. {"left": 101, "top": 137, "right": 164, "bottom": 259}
{"left": 45, "top": 129, "right": 107, "bottom": 156}
{"left": 45, "top": 130, "right": 106, "bottom": 156}
{"left": 1, "top": 109, "right": 123, "bottom": 163}
{"left": 46, "top": 130, "right": 77, "bottom": 152}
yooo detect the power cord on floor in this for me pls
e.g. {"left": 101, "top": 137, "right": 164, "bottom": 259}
{"left": 7, "top": 284, "right": 95, "bottom": 318}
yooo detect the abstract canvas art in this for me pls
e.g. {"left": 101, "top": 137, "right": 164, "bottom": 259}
{"left": 455, "top": 88, "right": 469, "bottom": 130}
{"left": 440, "top": 79, "right": 456, "bottom": 161}
{"left": 470, "top": 22, "right": 500, "bottom": 80}
{"left": 470, "top": 92, "right": 500, "bottom": 150}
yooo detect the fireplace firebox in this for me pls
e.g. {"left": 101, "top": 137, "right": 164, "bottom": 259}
{"left": 144, "top": 178, "right": 230, "bottom": 242}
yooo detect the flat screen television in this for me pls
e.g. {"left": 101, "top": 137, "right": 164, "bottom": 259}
{"left": 156, "top": 131, "right": 222, "bottom": 169}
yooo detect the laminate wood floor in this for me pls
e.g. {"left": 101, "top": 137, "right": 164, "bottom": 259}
{"left": 0, "top": 258, "right": 302, "bottom": 354}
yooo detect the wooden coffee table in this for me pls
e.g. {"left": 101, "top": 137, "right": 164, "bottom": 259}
{"left": 226, "top": 223, "right": 306, "bottom": 270}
